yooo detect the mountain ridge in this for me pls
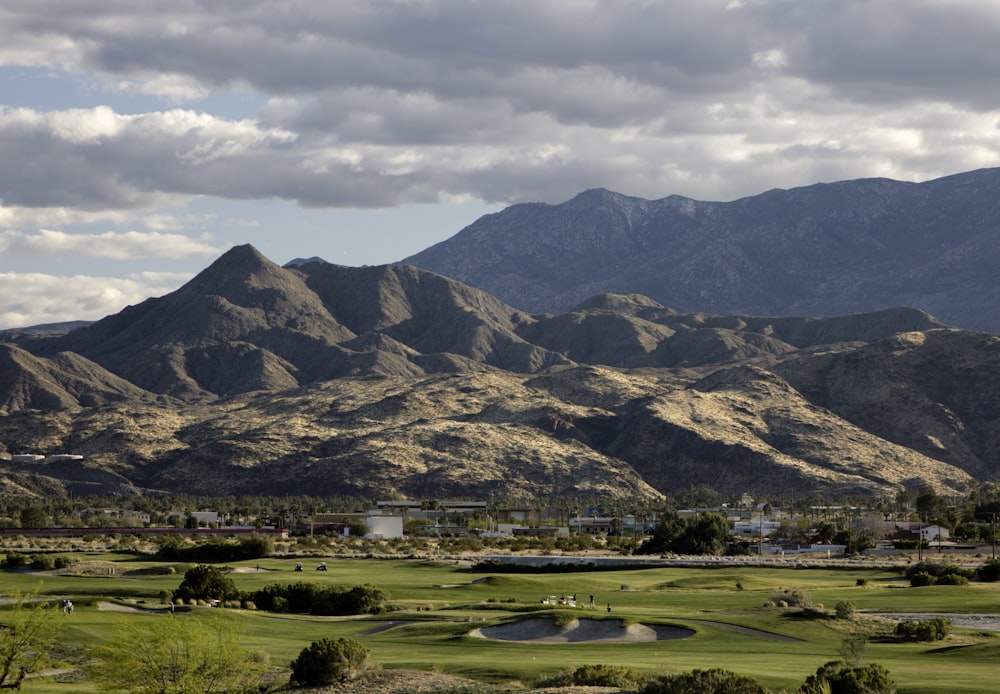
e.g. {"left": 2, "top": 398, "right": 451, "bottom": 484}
{"left": 403, "top": 167, "right": 1000, "bottom": 333}
{"left": 1, "top": 245, "right": 996, "bottom": 501}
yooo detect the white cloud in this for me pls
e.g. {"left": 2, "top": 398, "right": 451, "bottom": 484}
{"left": 0, "top": 0, "right": 996, "bottom": 284}
{"left": 0, "top": 2, "right": 996, "bottom": 216}
{"left": 0, "top": 270, "right": 190, "bottom": 329}
{"left": 0, "top": 229, "right": 226, "bottom": 259}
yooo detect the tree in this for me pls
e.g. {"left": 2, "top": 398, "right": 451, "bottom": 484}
{"left": 347, "top": 521, "right": 369, "bottom": 537}
{"left": 636, "top": 510, "right": 686, "bottom": 554}
{"left": 677, "top": 512, "right": 730, "bottom": 555}
{"left": 0, "top": 587, "right": 58, "bottom": 690}
{"left": 289, "top": 637, "right": 371, "bottom": 686}
{"left": 18, "top": 507, "right": 48, "bottom": 529}
{"left": 87, "top": 612, "right": 268, "bottom": 693}
{"left": 173, "top": 565, "right": 238, "bottom": 604}
{"left": 813, "top": 521, "right": 838, "bottom": 544}
{"left": 915, "top": 487, "right": 942, "bottom": 522}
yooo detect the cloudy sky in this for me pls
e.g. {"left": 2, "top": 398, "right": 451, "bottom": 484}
{"left": 2, "top": 1, "right": 999, "bottom": 329}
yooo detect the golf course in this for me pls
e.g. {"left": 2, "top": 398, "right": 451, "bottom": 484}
{"left": 3, "top": 543, "right": 1000, "bottom": 693}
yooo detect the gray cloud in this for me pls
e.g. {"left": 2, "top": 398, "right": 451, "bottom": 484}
{"left": 0, "top": 0, "right": 998, "bottom": 212}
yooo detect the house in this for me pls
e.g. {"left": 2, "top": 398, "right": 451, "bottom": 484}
{"left": 569, "top": 516, "right": 615, "bottom": 535}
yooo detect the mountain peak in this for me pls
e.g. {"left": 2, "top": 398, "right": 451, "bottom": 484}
{"left": 405, "top": 167, "right": 1000, "bottom": 332}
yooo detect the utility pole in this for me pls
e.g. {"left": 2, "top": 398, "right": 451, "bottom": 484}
{"left": 992, "top": 512, "right": 997, "bottom": 561}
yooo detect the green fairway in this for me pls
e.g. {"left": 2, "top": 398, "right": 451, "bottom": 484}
{"left": 5, "top": 554, "right": 1000, "bottom": 692}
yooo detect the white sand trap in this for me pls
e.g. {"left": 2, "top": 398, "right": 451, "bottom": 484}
{"left": 96, "top": 601, "right": 148, "bottom": 613}
{"left": 470, "top": 618, "right": 693, "bottom": 643}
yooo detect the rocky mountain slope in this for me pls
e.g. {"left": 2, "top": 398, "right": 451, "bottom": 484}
{"left": 403, "top": 167, "right": 1000, "bottom": 333}
{"left": 0, "top": 246, "right": 996, "bottom": 500}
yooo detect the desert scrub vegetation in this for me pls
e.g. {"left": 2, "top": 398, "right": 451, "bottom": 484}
{"left": 87, "top": 611, "right": 269, "bottom": 693}
{"left": 538, "top": 663, "right": 647, "bottom": 689}
{"left": 894, "top": 617, "right": 951, "bottom": 642}
{"left": 0, "top": 587, "right": 59, "bottom": 690}
{"left": 154, "top": 534, "right": 273, "bottom": 562}
{"left": 641, "top": 668, "right": 769, "bottom": 693}
{"left": 903, "top": 560, "right": 974, "bottom": 585}
{"left": 766, "top": 586, "right": 811, "bottom": 608}
{"left": 289, "top": 637, "right": 372, "bottom": 686}
{"left": 800, "top": 660, "right": 896, "bottom": 694}
{"left": 249, "top": 582, "right": 387, "bottom": 615}
{"left": 835, "top": 600, "right": 857, "bottom": 620}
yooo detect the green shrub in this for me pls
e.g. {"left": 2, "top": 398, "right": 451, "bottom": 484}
{"left": 643, "top": 668, "right": 768, "bottom": 693}
{"left": 835, "top": 601, "right": 857, "bottom": 620}
{"left": 909, "top": 571, "right": 935, "bottom": 587}
{"left": 29, "top": 554, "right": 55, "bottom": 571}
{"left": 289, "top": 637, "right": 371, "bottom": 686}
{"left": 894, "top": 617, "right": 950, "bottom": 641}
{"left": 935, "top": 572, "right": 969, "bottom": 586}
{"left": 839, "top": 632, "right": 869, "bottom": 665}
{"left": 770, "top": 587, "right": 811, "bottom": 607}
{"left": 565, "top": 664, "right": 647, "bottom": 688}
{"left": 52, "top": 555, "right": 76, "bottom": 569}
{"left": 978, "top": 559, "right": 1000, "bottom": 582}
{"left": 905, "top": 561, "right": 973, "bottom": 581}
{"left": 800, "top": 659, "right": 895, "bottom": 693}
{"left": 1, "top": 552, "right": 29, "bottom": 569}
{"left": 156, "top": 535, "right": 273, "bottom": 562}
{"left": 250, "top": 582, "right": 386, "bottom": 616}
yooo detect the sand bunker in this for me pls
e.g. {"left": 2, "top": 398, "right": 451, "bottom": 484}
{"left": 470, "top": 618, "right": 693, "bottom": 643}
{"left": 96, "top": 601, "right": 149, "bottom": 613}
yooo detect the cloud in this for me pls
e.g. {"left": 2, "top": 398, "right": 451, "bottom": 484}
{"left": 0, "top": 270, "right": 191, "bottom": 330}
{"left": 0, "top": 229, "right": 226, "bottom": 259}
{"left": 0, "top": 0, "right": 997, "bottom": 212}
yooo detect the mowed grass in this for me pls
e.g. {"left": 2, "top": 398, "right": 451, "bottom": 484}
{"left": 5, "top": 555, "right": 1000, "bottom": 692}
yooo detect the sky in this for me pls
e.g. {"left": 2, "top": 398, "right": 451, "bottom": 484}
{"left": 2, "top": 1, "right": 1000, "bottom": 330}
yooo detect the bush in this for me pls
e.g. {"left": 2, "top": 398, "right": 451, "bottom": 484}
{"left": 642, "top": 668, "right": 768, "bottom": 693}
{"left": 53, "top": 555, "right": 76, "bottom": 569}
{"left": 839, "top": 632, "right": 869, "bottom": 665}
{"left": 156, "top": 535, "right": 273, "bottom": 562}
{"left": 770, "top": 587, "right": 811, "bottom": 607}
{"left": 978, "top": 558, "right": 1000, "bottom": 582}
{"left": 905, "top": 561, "right": 973, "bottom": 581}
{"left": 579, "top": 664, "right": 645, "bottom": 688}
{"left": 909, "top": 571, "right": 935, "bottom": 587}
{"left": 250, "top": 582, "right": 386, "bottom": 616}
{"left": 800, "top": 660, "right": 895, "bottom": 693}
{"left": 935, "top": 572, "right": 969, "bottom": 586}
{"left": 835, "top": 601, "right": 857, "bottom": 620}
{"left": 540, "top": 664, "right": 646, "bottom": 689}
{"left": 29, "top": 554, "right": 55, "bottom": 571}
{"left": 894, "top": 617, "right": 950, "bottom": 642}
{"left": 87, "top": 611, "right": 268, "bottom": 693}
{"left": 289, "top": 637, "right": 371, "bottom": 686}
{"left": 1, "top": 552, "right": 29, "bottom": 570}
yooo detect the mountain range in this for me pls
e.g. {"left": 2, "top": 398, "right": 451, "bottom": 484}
{"left": 1, "top": 244, "right": 997, "bottom": 501}
{"left": 404, "top": 167, "right": 1000, "bottom": 333}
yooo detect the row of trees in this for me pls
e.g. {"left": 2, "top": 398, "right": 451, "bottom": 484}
{"left": 172, "top": 565, "right": 388, "bottom": 616}
{"left": 4, "top": 480, "right": 1000, "bottom": 532}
